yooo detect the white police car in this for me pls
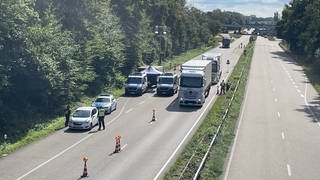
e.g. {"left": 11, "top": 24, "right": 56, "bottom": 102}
{"left": 92, "top": 93, "right": 117, "bottom": 114}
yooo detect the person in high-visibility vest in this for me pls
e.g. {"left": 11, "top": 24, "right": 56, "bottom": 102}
{"left": 98, "top": 107, "right": 106, "bottom": 130}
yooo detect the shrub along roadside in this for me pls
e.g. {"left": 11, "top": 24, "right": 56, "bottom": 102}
{"left": 164, "top": 39, "right": 255, "bottom": 179}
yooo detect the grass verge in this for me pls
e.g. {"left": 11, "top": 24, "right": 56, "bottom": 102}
{"left": 164, "top": 39, "right": 255, "bottom": 179}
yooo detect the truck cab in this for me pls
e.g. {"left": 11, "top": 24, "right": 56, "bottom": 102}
{"left": 156, "top": 72, "right": 179, "bottom": 96}
{"left": 178, "top": 60, "right": 212, "bottom": 107}
{"left": 125, "top": 72, "right": 148, "bottom": 96}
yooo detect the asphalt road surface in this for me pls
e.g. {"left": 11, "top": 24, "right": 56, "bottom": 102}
{"left": 0, "top": 35, "right": 249, "bottom": 180}
{"left": 223, "top": 37, "right": 320, "bottom": 180}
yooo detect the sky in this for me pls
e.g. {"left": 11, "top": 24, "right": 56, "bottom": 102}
{"left": 186, "top": 0, "right": 291, "bottom": 18}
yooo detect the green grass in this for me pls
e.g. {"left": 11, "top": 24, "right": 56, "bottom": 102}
{"left": 164, "top": 41, "right": 255, "bottom": 179}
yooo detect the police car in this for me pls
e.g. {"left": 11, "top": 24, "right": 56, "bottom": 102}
{"left": 92, "top": 93, "right": 117, "bottom": 114}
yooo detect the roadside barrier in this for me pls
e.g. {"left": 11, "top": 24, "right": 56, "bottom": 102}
{"left": 81, "top": 156, "right": 88, "bottom": 178}
{"left": 114, "top": 135, "right": 121, "bottom": 153}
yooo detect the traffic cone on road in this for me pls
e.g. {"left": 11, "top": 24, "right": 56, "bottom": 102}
{"left": 151, "top": 109, "right": 156, "bottom": 122}
{"left": 114, "top": 135, "right": 121, "bottom": 153}
{"left": 81, "top": 156, "right": 88, "bottom": 178}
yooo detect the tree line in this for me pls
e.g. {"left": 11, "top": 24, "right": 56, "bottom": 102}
{"left": 277, "top": 0, "right": 320, "bottom": 65}
{"left": 0, "top": 0, "right": 254, "bottom": 141}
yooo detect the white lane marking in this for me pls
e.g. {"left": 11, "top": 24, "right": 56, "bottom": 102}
{"left": 274, "top": 98, "right": 278, "bottom": 102}
{"left": 139, "top": 101, "right": 145, "bottom": 105}
{"left": 18, "top": 99, "right": 130, "bottom": 179}
{"left": 223, "top": 81, "right": 250, "bottom": 180}
{"left": 287, "top": 164, "right": 292, "bottom": 176}
{"left": 297, "top": 89, "right": 301, "bottom": 93}
{"left": 303, "top": 83, "right": 320, "bottom": 126}
{"left": 125, "top": 108, "right": 133, "bottom": 114}
{"left": 272, "top": 88, "right": 276, "bottom": 92}
{"left": 281, "top": 132, "right": 285, "bottom": 140}
{"left": 292, "top": 82, "right": 296, "bottom": 85}
{"left": 153, "top": 87, "right": 218, "bottom": 180}
{"left": 300, "top": 94, "right": 304, "bottom": 98}
{"left": 294, "top": 85, "right": 298, "bottom": 88}
{"left": 278, "top": 112, "right": 281, "bottom": 118}
{"left": 121, "top": 144, "right": 128, "bottom": 150}
{"left": 107, "top": 99, "right": 130, "bottom": 125}
{"left": 17, "top": 134, "right": 93, "bottom": 180}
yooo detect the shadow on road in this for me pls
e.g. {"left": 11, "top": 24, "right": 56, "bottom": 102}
{"left": 64, "top": 128, "right": 93, "bottom": 134}
{"left": 165, "top": 97, "right": 200, "bottom": 112}
{"left": 295, "top": 97, "right": 320, "bottom": 123}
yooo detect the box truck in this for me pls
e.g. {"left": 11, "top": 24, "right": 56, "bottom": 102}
{"left": 179, "top": 60, "right": 212, "bottom": 106}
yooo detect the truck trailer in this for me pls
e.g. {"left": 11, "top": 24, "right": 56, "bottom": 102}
{"left": 202, "top": 52, "right": 222, "bottom": 84}
{"left": 222, "top": 34, "right": 231, "bottom": 48}
{"left": 178, "top": 60, "right": 212, "bottom": 106}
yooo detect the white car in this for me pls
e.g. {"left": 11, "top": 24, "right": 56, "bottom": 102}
{"left": 68, "top": 107, "right": 98, "bottom": 130}
{"left": 92, "top": 93, "right": 117, "bottom": 114}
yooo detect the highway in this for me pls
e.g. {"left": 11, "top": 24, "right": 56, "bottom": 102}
{"left": 0, "top": 36, "right": 248, "bottom": 180}
{"left": 224, "top": 37, "right": 320, "bottom": 180}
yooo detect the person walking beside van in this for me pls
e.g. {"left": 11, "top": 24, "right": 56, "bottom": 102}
{"left": 64, "top": 105, "right": 71, "bottom": 127}
{"left": 98, "top": 107, "right": 106, "bottom": 130}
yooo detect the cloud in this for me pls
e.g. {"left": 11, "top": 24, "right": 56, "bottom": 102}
{"left": 187, "top": 0, "right": 290, "bottom": 17}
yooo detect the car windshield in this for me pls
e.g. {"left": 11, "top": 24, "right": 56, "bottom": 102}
{"left": 127, "top": 77, "right": 142, "bottom": 84}
{"left": 95, "top": 97, "right": 110, "bottom": 103}
{"left": 73, "top": 110, "right": 91, "bottom": 118}
{"left": 180, "top": 76, "right": 203, "bottom": 88}
{"left": 159, "top": 77, "right": 173, "bottom": 84}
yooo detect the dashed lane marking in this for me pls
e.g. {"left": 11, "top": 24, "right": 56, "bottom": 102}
{"left": 125, "top": 108, "right": 133, "bottom": 114}
{"left": 139, "top": 101, "right": 145, "bottom": 105}
{"left": 287, "top": 164, "right": 292, "bottom": 176}
{"left": 281, "top": 132, "right": 285, "bottom": 140}
{"left": 278, "top": 112, "right": 281, "bottom": 118}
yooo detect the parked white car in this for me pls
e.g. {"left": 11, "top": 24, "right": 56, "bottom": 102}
{"left": 68, "top": 107, "right": 98, "bottom": 130}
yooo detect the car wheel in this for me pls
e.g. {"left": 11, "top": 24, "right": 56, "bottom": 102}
{"left": 90, "top": 123, "right": 93, "bottom": 130}
{"left": 108, "top": 108, "right": 111, "bottom": 114}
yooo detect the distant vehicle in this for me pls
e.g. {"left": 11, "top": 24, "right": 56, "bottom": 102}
{"left": 68, "top": 107, "right": 98, "bottom": 130}
{"left": 92, "top": 93, "right": 117, "bottom": 114}
{"left": 179, "top": 60, "right": 212, "bottom": 106}
{"left": 156, "top": 72, "right": 179, "bottom": 96}
{"left": 202, "top": 52, "right": 222, "bottom": 84}
{"left": 125, "top": 72, "right": 148, "bottom": 96}
{"left": 222, "top": 34, "right": 231, "bottom": 48}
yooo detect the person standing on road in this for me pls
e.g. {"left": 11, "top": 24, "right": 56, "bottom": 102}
{"left": 220, "top": 80, "right": 225, "bottom": 95}
{"left": 226, "top": 81, "right": 231, "bottom": 92}
{"left": 64, "top": 105, "right": 71, "bottom": 127}
{"left": 98, "top": 107, "right": 106, "bottom": 130}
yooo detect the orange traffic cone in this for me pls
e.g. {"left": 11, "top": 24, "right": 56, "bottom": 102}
{"left": 81, "top": 156, "right": 88, "bottom": 178}
{"left": 114, "top": 135, "right": 121, "bottom": 153}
